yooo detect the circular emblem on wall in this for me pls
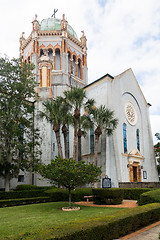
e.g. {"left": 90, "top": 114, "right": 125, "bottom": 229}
{"left": 125, "top": 101, "right": 137, "bottom": 125}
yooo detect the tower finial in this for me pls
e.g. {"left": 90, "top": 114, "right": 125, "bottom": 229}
{"left": 51, "top": 9, "right": 58, "bottom": 18}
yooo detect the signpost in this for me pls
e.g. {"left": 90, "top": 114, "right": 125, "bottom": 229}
{"left": 102, "top": 176, "right": 111, "bottom": 188}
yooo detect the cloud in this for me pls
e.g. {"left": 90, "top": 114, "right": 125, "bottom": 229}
{"left": 0, "top": 0, "right": 160, "bottom": 138}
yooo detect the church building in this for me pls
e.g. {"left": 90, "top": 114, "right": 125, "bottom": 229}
{"left": 8, "top": 13, "right": 159, "bottom": 188}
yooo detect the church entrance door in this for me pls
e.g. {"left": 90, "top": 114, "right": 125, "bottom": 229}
{"left": 129, "top": 162, "right": 141, "bottom": 182}
{"left": 133, "top": 166, "right": 138, "bottom": 182}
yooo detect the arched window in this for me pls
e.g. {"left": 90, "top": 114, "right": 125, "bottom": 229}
{"left": 136, "top": 129, "right": 140, "bottom": 151}
{"left": 48, "top": 49, "right": 53, "bottom": 64}
{"left": 28, "top": 56, "right": 31, "bottom": 63}
{"left": 123, "top": 123, "right": 127, "bottom": 153}
{"left": 40, "top": 49, "right": 44, "bottom": 57}
{"left": 73, "top": 55, "right": 76, "bottom": 75}
{"left": 78, "top": 59, "right": 81, "bottom": 79}
{"left": 90, "top": 128, "right": 94, "bottom": 154}
{"left": 68, "top": 52, "right": 71, "bottom": 73}
{"left": 55, "top": 49, "right": 60, "bottom": 70}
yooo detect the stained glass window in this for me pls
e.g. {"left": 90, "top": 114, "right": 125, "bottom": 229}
{"left": 123, "top": 123, "right": 127, "bottom": 153}
{"left": 137, "top": 129, "right": 140, "bottom": 151}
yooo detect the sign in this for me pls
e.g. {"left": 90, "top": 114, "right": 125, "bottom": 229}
{"left": 102, "top": 177, "right": 111, "bottom": 188}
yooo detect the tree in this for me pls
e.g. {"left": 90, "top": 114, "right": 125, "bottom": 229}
{"left": 57, "top": 96, "right": 72, "bottom": 159}
{"left": 155, "top": 133, "right": 160, "bottom": 178}
{"left": 91, "top": 105, "right": 118, "bottom": 167}
{"left": 0, "top": 57, "right": 40, "bottom": 191}
{"left": 38, "top": 156, "right": 101, "bottom": 208}
{"left": 64, "top": 88, "right": 95, "bottom": 161}
{"left": 39, "top": 97, "right": 71, "bottom": 159}
{"left": 77, "top": 114, "right": 93, "bottom": 161}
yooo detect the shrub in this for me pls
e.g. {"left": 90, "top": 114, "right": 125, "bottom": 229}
{"left": 139, "top": 189, "right": 160, "bottom": 205}
{"left": 0, "top": 197, "right": 51, "bottom": 208}
{"left": 92, "top": 188, "right": 124, "bottom": 205}
{"left": 15, "top": 184, "right": 39, "bottom": 191}
{"left": 15, "top": 184, "right": 55, "bottom": 191}
{"left": 72, "top": 188, "right": 93, "bottom": 202}
{"left": 45, "top": 188, "right": 68, "bottom": 202}
{"left": 45, "top": 188, "right": 93, "bottom": 203}
{"left": 0, "top": 190, "right": 47, "bottom": 200}
{"left": 122, "top": 188, "right": 154, "bottom": 200}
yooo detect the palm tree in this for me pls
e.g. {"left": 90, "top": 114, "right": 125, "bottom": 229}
{"left": 64, "top": 87, "right": 87, "bottom": 161}
{"left": 39, "top": 99, "right": 64, "bottom": 158}
{"left": 57, "top": 96, "right": 72, "bottom": 159}
{"left": 77, "top": 114, "right": 93, "bottom": 161}
{"left": 64, "top": 87, "right": 95, "bottom": 161}
{"left": 92, "top": 105, "right": 118, "bottom": 167}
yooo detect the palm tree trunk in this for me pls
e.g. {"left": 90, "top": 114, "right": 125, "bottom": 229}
{"left": 62, "top": 124, "right": 68, "bottom": 159}
{"left": 54, "top": 129, "right": 63, "bottom": 158}
{"left": 73, "top": 118, "right": 78, "bottom": 161}
{"left": 94, "top": 134, "right": 99, "bottom": 167}
{"left": 78, "top": 129, "right": 82, "bottom": 161}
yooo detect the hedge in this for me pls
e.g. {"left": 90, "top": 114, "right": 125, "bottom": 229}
{"left": 122, "top": 188, "right": 154, "bottom": 200}
{"left": 15, "top": 184, "right": 55, "bottom": 191}
{"left": 45, "top": 188, "right": 93, "bottom": 202}
{"left": 139, "top": 188, "right": 160, "bottom": 205}
{"left": 0, "top": 197, "right": 51, "bottom": 208}
{"left": 45, "top": 188, "right": 69, "bottom": 202}
{"left": 0, "top": 189, "right": 47, "bottom": 200}
{"left": 72, "top": 188, "right": 93, "bottom": 202}
{"left": 92, "top": 188, "right": 124, "bottom": 205}
{"left": 13, "top": 203, "right": 160, "bottom": 240}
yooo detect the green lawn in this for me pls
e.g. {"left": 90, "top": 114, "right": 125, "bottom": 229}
{"left": 0, "top": 202, "right": 124, "bottom": 239}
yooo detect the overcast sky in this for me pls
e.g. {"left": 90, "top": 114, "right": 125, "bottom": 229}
{"left": 0, "top": 0, "right": 160, "bottom": 143}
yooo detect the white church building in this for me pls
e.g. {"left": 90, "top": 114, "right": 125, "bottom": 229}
{"left": 4, "top": 13, "right": 158, "bottom": 189}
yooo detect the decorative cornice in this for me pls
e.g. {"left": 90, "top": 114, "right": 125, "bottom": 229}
{"left": 21, "top": 30, "right": 85, "bottom": 52}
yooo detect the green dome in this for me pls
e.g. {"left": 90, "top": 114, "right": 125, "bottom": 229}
{"left": 40, "top": 18, "right": 78, "bottom": 39}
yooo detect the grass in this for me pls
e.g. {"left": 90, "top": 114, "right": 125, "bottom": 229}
{"left": 0, "top": 202, "right": 124, "bottom": 239}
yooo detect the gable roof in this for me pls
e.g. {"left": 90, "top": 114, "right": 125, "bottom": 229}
{"left": 114, "top": 68, "right": 149, "bottom": 106}
{"left": 84, "top": 73, "right": 114, "bottom": 89}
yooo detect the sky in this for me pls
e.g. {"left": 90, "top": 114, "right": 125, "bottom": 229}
{"left": 0, "top": 0, "right": 160, "bottom": 143}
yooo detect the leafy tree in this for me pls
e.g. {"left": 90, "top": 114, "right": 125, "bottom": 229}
{"left": 91, "top": 105, "right": 118, "bottom": 167}
{"left": 38, "top": 156, "right": 101, "bottom": 208}
{"left": 64, "top": 88, "right": 95, "bottom": 161}
{"left": 0, "top": 57, "right": 40, "bottom": 191}
{"left": 155, "top": 133, "right": 160, "bottom": 177}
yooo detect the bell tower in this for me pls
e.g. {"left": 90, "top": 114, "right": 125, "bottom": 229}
{"left": 19, "top": 14, "right": 88, "bottom": 185}
{"left": 20, "top": 13, "right": 88, "bottom": 99}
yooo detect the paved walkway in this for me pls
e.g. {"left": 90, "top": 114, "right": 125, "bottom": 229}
{"left": 76, "top": 199, "right": 138, "bottom": 208}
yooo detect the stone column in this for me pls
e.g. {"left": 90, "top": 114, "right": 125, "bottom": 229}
{"left": 53, "top": 53, "right": 55, "bottom": 70}
{"left": 70, "top": 57, "right": 73, "bottom": 74}
{"left": 76, "top": 62, "right": 78, "bottom": 77}
{"left": 39, "top": 68, "right": 42, "bottom": 87}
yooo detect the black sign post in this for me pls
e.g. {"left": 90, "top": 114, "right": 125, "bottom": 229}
{"left": 102, "top": 176, "right": 111, "bottom": 188}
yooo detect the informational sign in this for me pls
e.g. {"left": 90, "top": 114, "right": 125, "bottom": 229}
{"left": 102, "top": 177, "right": 111, "bottom": 188}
